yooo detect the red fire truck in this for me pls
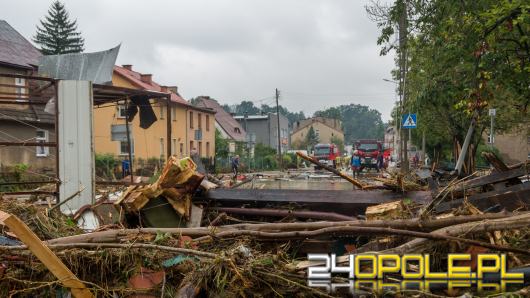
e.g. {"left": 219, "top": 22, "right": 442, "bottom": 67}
{"left": 312, "top": 143, "right": 340, "bottom": 169}
{"left": 354, "top": 139, "right": 391, "bottom": 171}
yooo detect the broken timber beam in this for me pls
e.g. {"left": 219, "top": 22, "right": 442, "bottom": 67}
{"left": 436, "top": 182, "right": 530, "bottom": 213}
{"left": 0, "top": 211, "right": 93, "bottom": 298}
{"left": 197, "top": 189, "right": 432, "bottom": 215}
{"left": 211, "top": 207, "right": 356, "bottom": 221}
{"left": 296, "top": 151, "right": 365, "bottom": 189}
{"left": 451, "top": 164, "right": 528, "bottom": 193}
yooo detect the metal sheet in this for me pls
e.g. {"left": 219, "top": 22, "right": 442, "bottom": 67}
{"left": 38, "top": 45, "right": 120, "bottom": 84}
{"left": 58, "top": 80, "right": 94, "bottom": 213}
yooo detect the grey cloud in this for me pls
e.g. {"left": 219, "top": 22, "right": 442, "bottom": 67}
{"left": 2, "top": 0, "right": 396, "bottom": 121}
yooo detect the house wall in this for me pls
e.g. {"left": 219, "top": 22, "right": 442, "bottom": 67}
{"left": 291, "top": 122, "right": 344, "bottom": 147}
{"left": 487, "top": 128, "right": 529, "bottom": 164}
{"left": 237, "top": 114, "right": 290, "bottom": 152}
{"left": 0, "top": 121, "right": 56, "bottom": 170}
{"left": 92, "top": 72, "right": 215, "bottom": 161}
{"left": 0, "top": 65, "right": 31, "bottom": 111}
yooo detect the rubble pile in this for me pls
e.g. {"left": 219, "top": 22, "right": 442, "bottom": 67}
{"left": 0, "top": 157, "right": 529, "bottom": 297}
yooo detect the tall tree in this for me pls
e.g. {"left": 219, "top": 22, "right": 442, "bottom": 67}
{"left": 33, "top": 1, "right": 85, "bottom": 55}
{"left": 315, "top": 104, "right": 385, "bottom": 144}
{"left": 368, "top": 0, "right": 530, "bottom": 173}
{"left": 305, "top": 126, "right": 320, "bottom": 149}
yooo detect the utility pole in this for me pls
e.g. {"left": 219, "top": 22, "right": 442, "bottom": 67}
{"left": 398, "top": 0, "right": 409, "bottom": 173}
{"left": 275, "top": 88, "right": 283, "bottom": 171}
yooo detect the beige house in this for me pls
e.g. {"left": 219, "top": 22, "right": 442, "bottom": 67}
{"left": 93, "top": 65, "right": 216, "bottom": 161}
{"left": 291, "top": 117, "right": 344, "bottom": 148}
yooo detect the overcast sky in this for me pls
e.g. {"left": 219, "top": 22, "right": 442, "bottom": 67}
{"left": 3, "top": 0, "right": 396, "bottom": 121}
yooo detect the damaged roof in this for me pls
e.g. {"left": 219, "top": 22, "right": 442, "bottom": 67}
{"left": 195, "top": 97, "right": 246, "bottom": 142}
{"left": 0, "top": 20, "right": 41, "bottom": 69}
{"left": 113, "top": 65, "right": 214, "bottom": 114}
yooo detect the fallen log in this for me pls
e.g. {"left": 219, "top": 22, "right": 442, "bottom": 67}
{"left": 295, "top": 212, "right": 530, "bottom": 270}
{"left": 386, "top": 212, "right": 530, "bottom": 255}
{"left": 296, "top": 151, "right": 365, "bottom": 189}
{"left": 211, "top": 207, "right": 356, "bottom": 221}
{"left": 0, "top": 242, "right": 216, "bottom": 258}
{"left": 47, "top": 212, "right": 514, "bottom": 244}
{"left": 193, "top": 224, "right": 529, "bottom": 255}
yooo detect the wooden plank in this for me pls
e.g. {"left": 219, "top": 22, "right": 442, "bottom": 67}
{"left": 0, "top": 211, "right": 93, "bottom": 298}
{"left": 198, "top": 189, "right": 431, "bottom": 216}
{"left": 452, "top": 165, "right": 528, "bottom": 192}
{"left": 436, "top": 183, "right": 530, "bottom": 213}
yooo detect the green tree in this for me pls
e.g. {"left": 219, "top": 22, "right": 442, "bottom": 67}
{"left": 314, "top": 104, "right": 385, "bottom": 144}
{"left": 305, "top": 126, "right": 320, "bottom": 149}
{"left": 33, "top": 1, "right": 84, "bottom": 55}
{"left": 214, "top": 129, "right": 229, "bottom": 159}
{"left": 368, "top": 0, "right": 530, "bottom": 172}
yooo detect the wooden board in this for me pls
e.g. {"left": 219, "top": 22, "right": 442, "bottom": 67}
{"left": 0, "top": 211, "right": 93, "bottom": 298}
{"left": 436, "top": 183, "right": 530, "bottom": 213}
{"left": 197, "top": 189, "right": 431, "bottom": 216}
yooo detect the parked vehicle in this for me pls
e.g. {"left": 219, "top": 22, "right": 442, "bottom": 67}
{"left": 312, "top": 143, "right": 340, "bottom": 169}
{"left": 354, "top": 139, "right": 390, "bottom": 171}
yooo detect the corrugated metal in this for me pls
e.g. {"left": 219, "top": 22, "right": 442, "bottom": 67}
{"left": 58, "top": 80, "right": 94, "bottom": 213}
{"left": 38, "top": 45, "right": 120, "bottom": 84}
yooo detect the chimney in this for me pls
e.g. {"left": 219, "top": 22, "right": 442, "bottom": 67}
{"left": 167, "top": 86, "right": 178, "bottom": 94}
{"left": 160, "top": 86, "right": 169, "bottom": 92}
{"left": 122, "top": 64, "right": 132, "bottom": 70}
{"left": 140, "top": 74, "right": 152, "bottom": 84}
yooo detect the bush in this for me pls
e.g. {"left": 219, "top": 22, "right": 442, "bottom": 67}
{"left": 95, "top": 154, "right": 118, "bottom": 180}
{"left": 475, "top": 144, "right": 501, "bottom": 168}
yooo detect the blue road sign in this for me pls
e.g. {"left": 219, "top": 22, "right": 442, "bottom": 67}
{"left": 402, "top": 114, "right": 417, "bottom": 129}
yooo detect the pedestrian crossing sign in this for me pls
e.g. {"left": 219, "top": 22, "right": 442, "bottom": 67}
{"left": 402, "top": 114, "right": 417, "bottom": 128}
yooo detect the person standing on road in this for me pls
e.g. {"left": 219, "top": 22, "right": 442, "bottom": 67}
{"left": 351, "top": 150, "right": 361, "bottom": 178}
{"left": 231, "top": 155, "right": 240, "bottom": 179}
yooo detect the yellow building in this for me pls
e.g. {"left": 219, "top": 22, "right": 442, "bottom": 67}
{"left": 93, "top": 65, "right": 215, "bottom": 162}
{"left": 291, "top": 117, "right": 344, "bottom": 147}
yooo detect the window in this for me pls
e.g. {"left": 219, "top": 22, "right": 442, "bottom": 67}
{"left": 190, "top": 141, "right": 194, "bottom": 153}
{"left": 180, "top": 143, "right": 184, "bottom": 156}
{"left": 189, "top": 111, "right": 194, "bottom": 128}
{"left": 198, "top": 141, "right": 202, "bottom": 156}
{"left": 36, "top": 129, "right": 49, "bottom": 157}
{"left": 160, "top": 105, "right": 165, "bottom": 119}
{"left": 172, "top": 107, "right": 177, "bottom": 121}
{"left": 206, "top": 142, "right": 210, "bottom": 157}
{"left": 234, "top": 127, "right": 241, "bottom": 133}
{"left": 206, "top": 115, "right": 210, "bottom": 131}
{"left": 117, "top": 105, "right": 127, "bottom": 118}
{"left": 160, "top": 138, "right": 165, "bottom": 157}
{"left": 119, "top": 139, "right": 134, "bottom": 155}
{"left": 15, "top": 77, "right": 26, "bottom": 98}
{"left": 198, "top": 113, "right": 202, "bottom": 129}
{"left": 172, "top": 138, "right": 177, "bottom": 155}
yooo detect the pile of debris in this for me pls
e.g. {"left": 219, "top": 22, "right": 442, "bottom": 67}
{"left": 0, "top": 155, "right": 528, "bottom": 297}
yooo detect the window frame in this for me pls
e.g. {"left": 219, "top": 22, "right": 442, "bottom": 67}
{"left": 36, "top": 129, "right": 49, "bottom": 157}
{"left": 119, "top": 139, "right": 135, "bottom": 156}
{"left": 117, "top": 105, "right": 127, "bottom": 118}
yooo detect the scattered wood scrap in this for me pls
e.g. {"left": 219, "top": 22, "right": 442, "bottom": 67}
{"left": 115, "top": 157, "right": 204, "bottom": 221}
